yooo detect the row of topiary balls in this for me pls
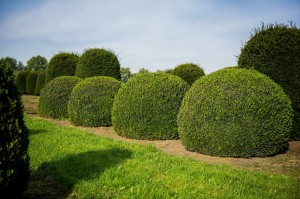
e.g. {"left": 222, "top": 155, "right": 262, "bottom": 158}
{"left": 38, "top": 68, "right": 293, "bottom": 158}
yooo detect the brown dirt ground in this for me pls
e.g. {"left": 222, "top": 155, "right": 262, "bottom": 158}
{"left": 22, "top": 95, "right": 300, "bottom": 179}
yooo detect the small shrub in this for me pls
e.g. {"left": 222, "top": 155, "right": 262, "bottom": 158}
{"left": 34, "top": 71, "right": 46, "bottom": 96}
{"left": 26, "top": 71, "right": 39, "bottom": 95}
{"left": 238, "top": 22, "right": 300, "bottom": 140}
{"left": 0, "top": 60, "right": 30, "bottom": 198}
{"left": 76, "top": 48, "right": 121, "bottom": 80}
{"left": 172, "top": 63, "right": 205, "bottom": 85}
{"left": 178, "top": 68, "right": 293, "bottom": 157}
{"left": 45, "top": 52, "right": 79, "bottom": 83}
{"left": 112, "top": 72, "right": 189, "bottom": 140}
{"left": 68, "top": 76, "right": 122, "bottom": 127}
{"left": 39, "top": 76, "right": 82, "bottom": 119}
{"left": 15, "top": 70, "right": 30, "bottom": 94}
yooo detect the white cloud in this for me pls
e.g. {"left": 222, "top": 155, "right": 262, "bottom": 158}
{"left": 0, "top": 0, "right": 299, "bottom": 73}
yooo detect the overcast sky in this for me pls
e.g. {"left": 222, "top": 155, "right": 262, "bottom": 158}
{"left": 0, "top": 0, "right": 299, "bottom": 74}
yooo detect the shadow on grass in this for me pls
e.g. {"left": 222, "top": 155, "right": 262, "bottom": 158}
{"left": 22, "top": 148, "right": 132, "bottom": 198}
{"left": 29, "top": 129, "right": 48, "bottom": 136}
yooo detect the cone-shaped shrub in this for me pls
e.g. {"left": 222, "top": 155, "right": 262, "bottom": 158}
{"left": 45, "top": 52, "right": 79, "bottom": 83}
{"left": 0, "top": 60, "right": 29, "bottom": 198}
{"left": 178, "top": 68, "right": 293, "bottom": 157}
{"left": 39, "top": 76, "right": 82, "bottom": 119}
{"left": 26, "top": 71, "right": 38, "bottom": 95}
{"left": 112, "top": 72, "right": 189, "bottom": 140}
{"left": 15, "top": 70, "right": 30, "bottom": 94}
{"left": 68, "top": 76, "right": 122, "bottom": 127}
{"left": 34, "top": 71, "right": 46, "bottom": 95}
{"left": 76, "top": 48, "right": 121, "bottom": 80}
{"left": 172, "top": 63, "right": 205, "bottom": 85}
{"left": 238, "top": 22, "right": 300, "bottom": 140}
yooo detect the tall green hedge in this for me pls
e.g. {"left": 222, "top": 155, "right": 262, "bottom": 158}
{"left": 238, "top": 23, "right": 300, "bottom": 140}
{"left": 39, "top": 76, "right": 82, "bottom": 119}
{"left": 26, "top": 71, "right": 38, "bottom": 95}
{"left": 112, "top": 72, "right": 189, "bottom": 140}
{"left": 68, "top": 76, "right": 122, "bottom": 127}
{"left": 172, "top": 63, "right": 205, "bottom": 85}
{"left": 34, "top": 71, "right": 46, "bottom": 96}
{"left": 45, "top": 52, "right": 79, "bottom": 83}
{"left": 15, "top": 70, "right": 30, "bottom": 94}
{"left": 0, "top": 60, "right": 29, "bottom": 198}
{"left": 178, "top": 68, "right": 293, "bottom": 157}
{"left": 76, "top": 48, "right": 121, "bottom": 80}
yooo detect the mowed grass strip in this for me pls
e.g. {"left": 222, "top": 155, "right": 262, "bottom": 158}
{"left": 25, "top": 116, "right": 300, "bottom": 199}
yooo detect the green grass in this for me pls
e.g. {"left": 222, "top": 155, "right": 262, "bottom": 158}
{"left": 23, "top": 116, "right": 300, "bottom": 198}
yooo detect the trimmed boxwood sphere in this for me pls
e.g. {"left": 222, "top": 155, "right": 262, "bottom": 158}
{"left": 45, "top": 52, "right": 79, "bottom": 83}
{"left": 26, "top": 71, "right": 38, "bottom": 95}
{"left": 0, "top": 60, "right": 29, "bottom": 198}
{"left": 178, "top": 68, "right": 293, "bottom": 157}
{"left": 15, "top": 70, "right": 30, "bottom": 94}
{"left": 34, "top": 71, "right": 46, "bottom": 96}
{"left": 238, "top": 23, "right": 300, "bottom": 140}
{"left": 172, "top": 63, "right": 205, "bottom": 86}
{"left": 39, "top": 76, "right": 82, "bottom": 119}
{"left": 75, "top": 48, "right": 121, "bottom": 80}
{"left": 68, "top": 76, "right": 122, "bottom": 127}
{"left": 112, "top": 72, "right": 189, "bottom": 140}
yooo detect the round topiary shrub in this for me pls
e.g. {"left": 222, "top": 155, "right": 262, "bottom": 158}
{"left": 45, "top": 52, "right": 79, "bottom": 84}
{"left": 15, "top": 70, "right": 30, "bottom": 94}
{"left": 76, "top": 48, "right": 121, "bottom": 80}
{"left": 26, "top": 71, "right": 38, "bottom": 95}
{"left": 178, "top": 68, "right": 293, "bottom": 157}
{"left": 172, "top": 63, "right": 205, "bottom": 86}
{"left": 238, "top": 22, "right": 300, "bottom": 140}
{"left": 0, "top": 60, "right": 30, "bottom": 198}
{"left": 39, "top": 76, "right": 82, "bottom": 119}
{"left": 34, "top": 71, "right": 46, "bottom": 96}
{"left": 112, "top": 72, "right": 189, "bottom": 140}
{"left": 68, "top": 76, "right": 122, "bottom": 127}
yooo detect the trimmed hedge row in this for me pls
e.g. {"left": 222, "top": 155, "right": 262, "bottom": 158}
{"left": 15, "top": 70, "right": 30, "bottom": 94}
{"left": 112, "top": 72, "right": 189, "bottom": 140}
{"left": 26, "top": 71, "right": 38, "bottom": 95}
{"left": 68, "top": 76, "right": 121, "bottom": 127}
{"left": 178, "top": 68, "right": 293, "bottom": 157}
{"left": 38, "top": 76, "right": 82, "bottom": 119}
{"left": 172, "top": 63, "right": 205, "bottom": 85}
{"left": 34, "top": 71, "right": 46, "bottom": 96}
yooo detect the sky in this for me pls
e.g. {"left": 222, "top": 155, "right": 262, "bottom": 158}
{"left": 0, "top": 0, "right": 299, "bottom": 74}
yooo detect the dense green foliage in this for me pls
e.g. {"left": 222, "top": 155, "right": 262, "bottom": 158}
{"left": 68, "top": 76, "right": 122, "bottom": 127}
{"left": 75, "top": 48, "right": 121, "bottom": 80}
{"left": 26, "top": 55, "right": 48, "bottom": 71}
{"left": 38, "top": 76, "right": 82, "bottom": 119}
{"left": 15, "top": 70, "right": 30, "bottom": 94}
{"left": 0, "top": 56, "right": 17, "bottom": 70}
{"left": 112, "top": 72, "right": 189, "bottom": 140}
{"left": 45, "top": 52, "right": 79, "bottom": 83}
{"left": 26, "top": 71, "right": 38, "bottom": 95}
{"left": 0, "top": 60, "right": 29, "bottom": 198}
{"left": 25, "top": 116, "right": 300, "bottom": 198}
{"left": 120, "top": 67, "right": 133, "bottom": 83}
{"left": 172, "top": 63, "right": 205, "bottom": 85}
{"left": 178, "top": 68, "right": 293, "bottom": 157}
{"left": 34, "top": 71, "right": 46, "bottom": 96}
{"left": 238, "top": 23, "right": 300, "bottom": 140}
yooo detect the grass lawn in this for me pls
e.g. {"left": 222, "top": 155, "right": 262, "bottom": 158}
{"left": 22, "top": 116, "right": 299, "bottom": 198}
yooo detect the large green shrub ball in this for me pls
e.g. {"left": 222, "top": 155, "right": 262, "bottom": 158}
{"left": 0, "top": 60, "right": 29, "bottom": 198}
{"left": 26, "top": 71, "right": 38, "bottom": 95}
{"left": 15, "top": 70, "right": 30, "bottom": 94}
{"left": 76, "top": 48, "right": 121, "bottom": 80}
{"left": 112, "top": 72, "right": 189, "bottom": 140}
{"left": 39, "top": 76, "right": 82, "bottom": 119}
{"left": 68, "top": 76, "right": 122, "bottom": 127}
{"left": 45, "top": 52, "right": 79, "bottom": 83}
{"left": 34, "top": 71, "right": 46, "bottom": 96}
{"left": 178, "top": 68, "right": 293, "bottom": 157}
{"left": 238, "top": 23, "right": 300, "bottom": 140}
{"left": 172, "top": 63, "right": 205, "bottom": 86}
